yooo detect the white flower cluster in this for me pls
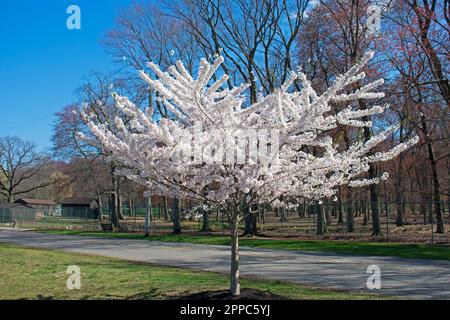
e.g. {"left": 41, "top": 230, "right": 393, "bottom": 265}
{"left": 82, "top": 51, "right": 418, "bottom": 212}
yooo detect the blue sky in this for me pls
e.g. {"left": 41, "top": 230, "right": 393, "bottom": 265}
{"left": 0, "top": 0, "right": 134, "bottom": 151}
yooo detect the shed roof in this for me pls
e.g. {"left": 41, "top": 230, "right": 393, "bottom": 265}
{"left": 0, "top": 203, "right": 31, "bottom": 209}
{"left": 15, "top": 198, "right": 57, "bottom": 206}
{"left": 60, "top": 198, "right": 96, "bottom": 206}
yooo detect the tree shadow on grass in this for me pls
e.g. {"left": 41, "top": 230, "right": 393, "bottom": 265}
{"left": 77, "top": 288, "right": 161, "bottom": 300}
{"left": 124, "top": 288, "right": 160, "bottom": 300}
{"left": 27, "top": 288, "right": 161, "bottom": 300}
{"left": 36, "top": 294, "right": 55, "bottom": 300}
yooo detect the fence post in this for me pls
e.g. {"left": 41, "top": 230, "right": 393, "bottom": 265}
{"left": 384, "top": 193, "right": 388, "bottom": 215}
{"left": 145, "top": 196, "right": 151, "bottom": 236}
{"left": 345, "top": 209, "right": 348, "bottom": 240}
{"left": 386, "top": 203, "right": 389, "bottom": 242}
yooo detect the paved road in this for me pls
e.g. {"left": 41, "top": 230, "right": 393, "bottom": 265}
{"left": 0, "top": 229, "right": 449, "bottom": 299}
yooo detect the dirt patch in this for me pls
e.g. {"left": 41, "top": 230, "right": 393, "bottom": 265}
{"left": 177, "top": 288, "right": 287, "bottom": 300}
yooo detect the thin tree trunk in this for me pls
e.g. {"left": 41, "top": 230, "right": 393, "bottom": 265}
{"left": 230, "top": 207, "right": 240, "bottom": 296}
{"left": 411, "top": 2, "right": 450, "bottom": 109}
{"left": 338, "top": 189, "right": 344, "bottom": 223}
{"left": 363, "top": 197, "right": 368, "bottom": 225}
{"left": 172, "top": 197, "right": 182, "bottom": 234}
{"left": 118, "top": 187, "right": 124, "bottom": 220}
{"left": 325, "top": 202, "right": 331, "bottom": 226}
{"left": 243, "top": 205, "right": 257, "bottom": 236}
{"left": 96, "top": 189, "right": 103, "bottom": 221}
{"left": 201, "top": 206, "right": 211, "bottom": 232}
{"left": 279, "top": 207, "right": 287, "bottom": 222}
{"left": 356, "top": 79, "right": 381, "bottom": 235}
{"left": 144, "top": 195, "right": 152, "bottom": 237}
{"left": 316, "top": 203, "right": 327, "bottom": 235}
{"left": 346, "top": 193, "right": 354, "bottom": 233}
{"left": 110, "top": 164, "right": 119, "bottom": 229}
{"left": 370, "top": 182, "right": 381, "bottom": 236}
{"left": 396, "top": 124, "right": 405, "bottom": 226}
{"left": 419, "top": 109, "right": 444, "bottom": 233}
{"left": 128, "top": 195, "right": 133, "bottom": 217}
{"left": 163, "top": 196, "right": 169, "bottom": 220}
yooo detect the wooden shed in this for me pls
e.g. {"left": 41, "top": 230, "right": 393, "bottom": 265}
{"left": 60, "top": 198, "right": 100, "bottom": 219}
{"left": 14, "top": 198, "right": 57, "bottom": 217}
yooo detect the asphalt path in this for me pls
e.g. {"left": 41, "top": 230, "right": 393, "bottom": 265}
{"left": 1, "top": 229, "right": 449, "bottom": 299}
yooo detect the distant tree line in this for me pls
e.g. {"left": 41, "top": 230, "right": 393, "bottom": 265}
{"left": 43, "top": 0, "right": 448, "bottom": 235}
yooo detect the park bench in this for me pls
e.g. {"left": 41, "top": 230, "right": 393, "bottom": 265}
{"left": 101, "top": 223, "right": 113, "bottom": 232}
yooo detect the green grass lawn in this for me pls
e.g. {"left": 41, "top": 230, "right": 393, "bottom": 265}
{"left": 41, "top": 230, "right": 450, "bottom": 261}
{"left": 0, "top": 244, "right": 383, "bottom": 300}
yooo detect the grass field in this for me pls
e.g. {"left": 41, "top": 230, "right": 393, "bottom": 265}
{"left": 0, "top": 244, "right": 384, "bottom": 300}
{"left": 41, "top": 230, "right": 450, "bottom": 260}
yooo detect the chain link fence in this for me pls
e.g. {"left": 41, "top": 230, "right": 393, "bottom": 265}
{"left": 0, "top": 206, "right": 101, "bottom": 231}
{"left": 256, "top": 200, "right": 450, "bottom": 243}
{"left": 1, "top": 200, "right": 449, "bottom": 243}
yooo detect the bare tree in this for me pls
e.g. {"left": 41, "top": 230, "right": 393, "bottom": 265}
{"left": 0, "top": 136, "right": 55, "bottom": 203}
{"left": 52, "top": 72, "right": 144, "bottom": 228}
{"left": 382, "top": 0, "right": 448, "bottom": 233}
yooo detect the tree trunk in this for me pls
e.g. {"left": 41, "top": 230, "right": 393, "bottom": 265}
{"left": 243, "top": 205, "right": 257, "bottom": 236}
{"left": 110, "top": 165, "right": 119, "bottom": 229}
{"left": 118, "top": 187, "right": 124, "bottom": 220}
{"left": 96, "top": 189, "right": 103, "bottom": 221}
{"left": 358, "top": 91, "right": 381, "bottom": 235}
{"left": 144, "top": 195, "right": 152, "bottom": 237}
{"left": 447, "top": 158, "right": 450, "bottom": 218}
{"left": 395, "top": 124, "right": 405, "bottom": 226}
{"left": 110, "top": 191, "right": 118, "bottom": 229}
{"left": 346, "top": 194, "right": 354, "bottom": 233}
{"left": 163, "top": 196, "right": 169, "bottom": 220}
{"left": 128, "top": 195, "right": 134, "bottom": 217}
{"left": 172, "top": 197, "right": 182, "bottom": 234}
{"left": 158, "top": 202, "right": 162, "bottom": 219}
{"left": 278, "top": 207, "right": 287, "bottom": 222}
{"left": 297, "top": 200, "right": 305, "bottom": 218}
{"left": 316, "top": 203, "right": 327, "bottom": 235}
{"left": 260, "top": 206, "right": 265, "bottom": 224}
{"left": 338, "top": 189, "right": 344, "bottom": 223}
{"left": 325, "top": 202, "right": 331, "bottom": 225}
{"left": 370, "top": 182, "right": 381, "bottom": 236}
{"left": 363, "top": 197, "right": 368, "bottom": 225}
{"left": 419, "top": 110, "right": 444, "bottom": 233}
{"left": 230, "top": 209, "right": 240, "bottom": 296}
{"left": 200, "top": 207, "right": 211, "bottom": 232}
{"left": 354, "top": 198, "right": 359, "bottom": 218}
{"left": 411, "top": 2, "right": 450, "bottom": 109}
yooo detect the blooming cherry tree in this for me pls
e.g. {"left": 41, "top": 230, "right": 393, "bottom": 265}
{"left": 82, "top": 51, "right": 417, "bottom": 296}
